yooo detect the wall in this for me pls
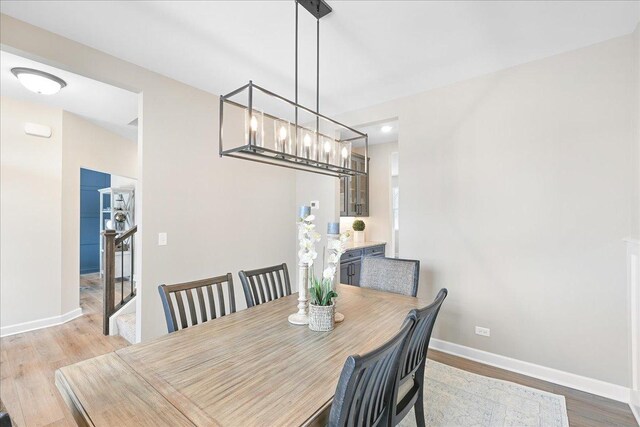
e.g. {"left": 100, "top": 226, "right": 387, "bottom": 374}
{"left": 340, "top": 142, "right": 398, "bottom": 256}
{"left": 79, "top": 169, "right": 111, "bottom": 274}
{"left": 0, "top": 14, "right": 298, "bottom": 341}
{"left": 61, "top": 111, "right": 138, "bottom": 315}
{"left": 0, "top": 97, "right": 139, "bottom": 333}
{"left": 332, "top": 30, "right": 639, "bottom": 389}
{"left": 0, "top": 97, "right": 63, "bottom": 329}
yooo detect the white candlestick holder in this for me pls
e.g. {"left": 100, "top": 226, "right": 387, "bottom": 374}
{"left": 288, "top": 262, "right": 310, "bottom": 325}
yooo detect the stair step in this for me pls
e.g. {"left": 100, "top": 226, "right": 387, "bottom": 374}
{"left": 116, "top": 312, "right": 136, "bottom": 344}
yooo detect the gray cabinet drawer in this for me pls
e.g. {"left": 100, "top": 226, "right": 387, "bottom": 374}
{"left": 364, "top": 245, "right": 385, "bottom": 257}
{"left": 342, "top": 249, "right": 363, "bottom": 261}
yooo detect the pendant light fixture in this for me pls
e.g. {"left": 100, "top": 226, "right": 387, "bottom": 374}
{"left": 219, "top": 0, "right": 368, "bottom": 178}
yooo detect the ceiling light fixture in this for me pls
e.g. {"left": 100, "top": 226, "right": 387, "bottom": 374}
{"left": 11, "top": 67, "right": 67, "bottom": 95}
{"left": 381, "top": 125, "right": 393, "bottom": 133}
{"left": 219, "top": 0, "right": 368, "bottom": 178}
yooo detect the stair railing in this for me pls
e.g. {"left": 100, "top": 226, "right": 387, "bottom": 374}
{"left": 103, "top": 225, "right": 137, "bottom": 335}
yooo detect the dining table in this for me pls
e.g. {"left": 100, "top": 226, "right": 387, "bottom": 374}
{"left": 55, "top": 284, "right": 429, "bottom": 426}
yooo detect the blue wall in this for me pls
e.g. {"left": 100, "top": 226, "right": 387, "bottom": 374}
{"left": 80, "top": 168, "right": 110, "bottom": 274}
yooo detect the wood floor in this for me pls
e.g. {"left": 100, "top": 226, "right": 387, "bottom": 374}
{"left": 1, "top": 281, "right": 637, "bottom": 426}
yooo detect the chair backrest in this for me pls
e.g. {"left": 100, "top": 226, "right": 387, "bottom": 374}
{"left": 158, "top": 274, "right": 236, "bottom": 333}
{"left": 392, "top": 288, "right": 448, "bottom": 424}
{"left": 238, "top": 263, "right": 291, "bottom": 308}
{"left": 400, "top": 288, "right": 447, "bottom": 380}
{"left": 360, "top": 257, "right": 420, "bottom": 297}
{"left": 328, "top": 317, "right": 416, "bottom": 427}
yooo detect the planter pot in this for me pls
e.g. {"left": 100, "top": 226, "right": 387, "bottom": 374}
{"left": 308, "top": 303, "right": 335, "bottom": 332}
{"left": 353, "top": 230, "right": 365, "bottom": 243}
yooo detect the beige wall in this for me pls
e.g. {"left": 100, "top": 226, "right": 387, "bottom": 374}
{"left": 0, "top": 14, "right": 297, "bottom": 341}
{"left": 0, "top": 97, "right": 138, "bottom": 331}
{"left": 61, "top": 111, "right": 138, "bottom": 314}
{"left": 0, "top": 97, "right": 63, "bottom": 327}
{"left": 333, "top": 31, "right": 639, "bottom": 387}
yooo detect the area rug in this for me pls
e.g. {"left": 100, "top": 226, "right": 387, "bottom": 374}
{"left": 397, "top": 360, "right": 570, "bottom": 427}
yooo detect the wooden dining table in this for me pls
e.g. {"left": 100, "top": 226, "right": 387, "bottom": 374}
{"left": 56, "top": 284, "right": 429, "bottom": 427}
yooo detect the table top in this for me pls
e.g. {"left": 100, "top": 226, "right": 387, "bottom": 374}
{"left": 56, "top": 284, "right": 428, "bottom": 427}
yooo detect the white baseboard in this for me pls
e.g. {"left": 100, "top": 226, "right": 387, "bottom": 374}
{"left": 0, "top": 307, "right": 83, "bottom": 337}
{"left": 429, "top": 338, "right": 630, "bottom": 403}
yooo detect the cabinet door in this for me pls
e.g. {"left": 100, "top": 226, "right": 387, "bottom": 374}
{"left": 347, "top": 163, "right": 357, "bottom": 216}
{"left": 340, "top": 262, "right": 350, "bottom": 285}
{"left": 356, "top": 156, "right": 369, "bottom": 216}
{"left": 351, "top": 259, "right": 362, "bottom": 286}
{"left": 340, "top": 176, "right": 347, "bottom": 216}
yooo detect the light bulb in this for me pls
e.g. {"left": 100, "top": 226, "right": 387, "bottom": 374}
{"left": 250, "top": 115, "right": 258, "bottom": 131}
{"left": 324, "top": 140, "right": 332, "bottom": 153}
{"left": 341, "top": 146, "right": 349, "bottom": 158}
{"left": 304, "top": 134, "right": 311, "bottom": 147}
{"left": 279, "top": 126, "right": 287, "bottom": 140}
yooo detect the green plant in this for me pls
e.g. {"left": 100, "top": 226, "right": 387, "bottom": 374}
{"left": 309, "top": 276, "right": 337, "bottom": 306}
{"left": 352, "top": 219, "right": 365, "bottom": 231}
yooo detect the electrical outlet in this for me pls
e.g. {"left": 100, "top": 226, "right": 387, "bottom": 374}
{"left": 310, "top": 200, "right": 320, "bottom": 209}
{"left": 158, "top": 232, "right": 167, "bottom": 246}
{"left": 475, "top": 326, "right": 490, "bottom": 337}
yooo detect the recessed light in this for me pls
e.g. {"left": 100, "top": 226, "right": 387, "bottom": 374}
{"left": 11, "top": 67, "right": 67, "bottom": 95}
{"left": 381, "top": 125, "right": 393, "bottom": 133}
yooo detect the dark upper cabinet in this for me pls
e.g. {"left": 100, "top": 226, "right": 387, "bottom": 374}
{"left": 340, "top": 153, "right": 369, "bottom": 217}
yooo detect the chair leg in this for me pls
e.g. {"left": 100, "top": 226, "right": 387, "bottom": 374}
{"left": 414, "top": 384, "right": 426, "bottom": 427}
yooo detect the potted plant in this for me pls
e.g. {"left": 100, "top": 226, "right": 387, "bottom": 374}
{"left": 308, "top": 276, "right": 337, "bottom": 331}
{"left": 352, "top": 219, "right": 366, "bottom": 243}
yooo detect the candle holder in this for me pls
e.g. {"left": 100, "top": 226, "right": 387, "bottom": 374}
{"left": 288, "top": 262, "right": 310, "bottom": 325}
{"left": 289, "top": 205, "right": 316, "bottom": 325}
{"left": 326, "top": 228, "right": 345, "bottom": 323}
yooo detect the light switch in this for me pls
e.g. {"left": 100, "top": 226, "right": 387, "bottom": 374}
{"left": 158, "top": 232, "right": 167, "bottom": 246}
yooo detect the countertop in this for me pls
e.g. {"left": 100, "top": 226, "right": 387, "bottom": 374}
{"left": 343, "top": 241, "right": 386, "bottom": 250}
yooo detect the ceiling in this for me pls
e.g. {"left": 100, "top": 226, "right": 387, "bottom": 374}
{"left": 351, "top": 119, "right": 399, "bottom": 147}
{"left": 1, "top": 1, "right": 638, "bottom": 116}
{"left": 1, "top": 50, "right": 139, "bottom": 140}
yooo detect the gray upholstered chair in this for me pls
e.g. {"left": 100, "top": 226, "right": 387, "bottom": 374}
{"left": 158, "top": 274, "right": 237, "bottom": 333}
{"left": 328, "top": 316, "right": 416, "bottom": 427}
{"left": 392, "top": 289, "right": 448, "bottom": 427}
{"left": 360, "top": 257, "right": 420, "bottom": 297}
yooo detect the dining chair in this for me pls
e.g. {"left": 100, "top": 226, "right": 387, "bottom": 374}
{"left": 328, "top": 316, "right": 416, "bottom": 427}
{"left": 157, "top": 273, "right": 236, "bottom": 333}
{"left": 360, "top": 257, "right": 420, "bottom": 297}
{"left": 238, "top": 263, "right": 291, "bottom": 308}
{"left": 391, "top": 288, "right": 448, "bottom": 427}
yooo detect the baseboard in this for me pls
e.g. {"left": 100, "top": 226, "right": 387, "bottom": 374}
{"left": 429, "top": 338, "right": 630, "bottom": 403}
{"left": 0, "top": 307, "right": 83, "bottom": 337}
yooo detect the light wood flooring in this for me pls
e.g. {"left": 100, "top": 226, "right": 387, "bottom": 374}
{"left": 0, "top": 280, "right": 636, "bottom": 426}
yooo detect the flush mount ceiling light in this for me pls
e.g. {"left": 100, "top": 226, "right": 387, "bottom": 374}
{"left": 11, "top": 67, "right": 67, "bottom": 95}
{"left": 219, "top": 0, "right": 368, "bottom": 178}
{"left": 381, "top": 125, "right": 393, "bottom": 133}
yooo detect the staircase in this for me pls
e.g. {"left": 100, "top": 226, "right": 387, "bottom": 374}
{"left": 115, "top": 312, "right": 137, "bottom": 344}
{"left": 103, "top": 226, "right": 137, "bottom": 341}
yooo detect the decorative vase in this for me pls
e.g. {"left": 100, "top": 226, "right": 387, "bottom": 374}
{"left": 353, "top": 230, "right": 365, "bottom": 243}
{"left": 308, "top": 302, "right": 335, "bottom": 332}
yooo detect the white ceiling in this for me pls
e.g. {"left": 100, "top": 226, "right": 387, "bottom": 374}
{"left": 1, "top": 1, "right": 638, "bottom": 116}
{"left": 0, "top": 50, "right": 138, "bottom": 140}
{"left": 350, "top": 119, "right": 399, "bottom": 147}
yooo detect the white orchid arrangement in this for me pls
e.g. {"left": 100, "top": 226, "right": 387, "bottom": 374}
{"left": 322, "top": 231, "right": 351, "bottom": 281}
{"left": 297, "top": 214, "right": 321, "bottom": 266}
{"left": 310, "top": 230, "right": 350, "bottom": 307}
